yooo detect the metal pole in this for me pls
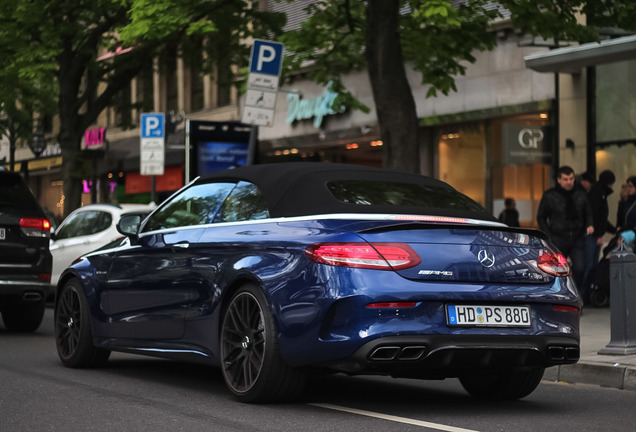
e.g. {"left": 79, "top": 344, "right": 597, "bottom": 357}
{"left": 151, "top": 175, "right": 156, "bottom": 204}
{"left": 599, "top": 247, "right": 636, "bottom": 355}
{"left": 9, "top": 117, "right": 16, "bottom": 172}
{"left": 586, "top": 66, "right": 597, "bottom": 178}
{"left": 185, "top": 120, "right": 190, "bottom": 183}
{"left": 247, "top": 125, "right": 258, "bottom": 165}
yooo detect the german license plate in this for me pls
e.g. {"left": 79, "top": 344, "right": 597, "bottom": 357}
{"left": 447, "top": 305, "right": 531, "bottom": 327}
{"left": 0, "top": 228, "right": 5, "bottom": 240}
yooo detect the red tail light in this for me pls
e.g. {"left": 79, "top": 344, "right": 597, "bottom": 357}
{"left": 305, "top": 242, "right": 421, "bottom": 270}
{"left": 553, "top": 305, "right": 579, "bottom": 312}
{"left": 537, "top": 249, "right": 570, "bottom": 276}
{"left": 19, "top": 218, "right": 51, "bottom": 238}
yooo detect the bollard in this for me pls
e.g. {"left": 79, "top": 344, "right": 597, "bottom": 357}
{"left": 599, "top": 245, "right": 636, "bottom": 355}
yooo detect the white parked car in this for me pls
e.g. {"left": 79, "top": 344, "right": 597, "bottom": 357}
{"left": 50, "top": 203, "right": 155, "bottom": 287}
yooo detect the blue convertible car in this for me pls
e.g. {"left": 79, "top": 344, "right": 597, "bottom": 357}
{"left": 54, "top": 163, "right": 581, "bottom": 402}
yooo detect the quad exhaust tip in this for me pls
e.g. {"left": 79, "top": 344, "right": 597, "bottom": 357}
{"left": 369, "top": 345, "right": 427, "bottom": 361}
{"left": 547, "top": 345, "right": 580, "bottom": 362}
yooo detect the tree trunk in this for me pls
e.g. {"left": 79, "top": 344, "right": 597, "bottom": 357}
{"left": 57, "top": 78, "right": 85, "bottom": 217}
{"left": 365, "top": 1, "right": 420, "bottom": 173}
{"left": 59, "top": 126, "right": 85, "bottom": 217}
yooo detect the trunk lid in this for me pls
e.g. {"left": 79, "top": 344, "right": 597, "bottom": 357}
{"left": 356, "top": 224, "right": 554, "bottom": 284}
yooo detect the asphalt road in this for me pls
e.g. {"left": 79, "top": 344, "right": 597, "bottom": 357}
{"left": 2, "top": 307, "right": 635, "bottom": 432}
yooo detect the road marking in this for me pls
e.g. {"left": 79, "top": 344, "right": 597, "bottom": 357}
{"left": 310, "top": 403, "right": 480, "bottom": 432}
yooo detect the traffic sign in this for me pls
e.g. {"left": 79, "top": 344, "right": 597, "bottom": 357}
{"left": 242, "top": 40, "right": 284, "bottom": 128}
{"left": 141, "top": 113, "right": 165, "bottom": 138}
{"left": 140, "top": 113, "right": 165, "bottom": 176}
{"left": 242, "top": 106, "right": 275, "bottom": 127}
{"left": 249, "top": 40, "right": 284, "bottom": 76}
{"left": 245, "top": 90, "right": 277, "bottom": 109}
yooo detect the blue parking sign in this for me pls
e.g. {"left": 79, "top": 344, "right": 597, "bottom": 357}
{"left": 141, "top": 113, "right": 165, "bottom": 138}
{"left": 249, "top": 40, "right": 284, "bottom": 76}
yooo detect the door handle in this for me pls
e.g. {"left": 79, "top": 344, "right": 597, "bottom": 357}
{"left": 173, "top": 242, "right": 190, "bottom": 249}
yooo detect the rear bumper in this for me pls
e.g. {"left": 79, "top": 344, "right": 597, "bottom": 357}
{"left": 331, "top": 334, "right": 580, "bottom": 378}
{"left": 0, "top": 280, "right": 49, "bottom": 303}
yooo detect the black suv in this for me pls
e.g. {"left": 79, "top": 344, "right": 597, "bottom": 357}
{"left": 0, "top": 170, "right": 52, "bottom": 332}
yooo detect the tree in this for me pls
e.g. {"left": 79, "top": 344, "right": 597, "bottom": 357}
{"left": 0, "top": 1, "right": 57, "bottom": 167}
{"left": 280, "top": 0, "right": 636, "bottom": 173}
{"left": 1, "top": 0, "right": 284, "bottom": 216}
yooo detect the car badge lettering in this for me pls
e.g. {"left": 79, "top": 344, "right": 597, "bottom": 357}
{"left": 478, "top": 249, "right": 496, "bottom": 268}
{"left": 418, "top": 270, "right": 453, "bottom": 276}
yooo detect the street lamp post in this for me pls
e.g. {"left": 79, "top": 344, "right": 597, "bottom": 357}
{"left": 23, "top": 120, "right": 48, "bottom": 183}
{"left": 9, "top": 117, "right": 16, "bottom": 171}
{"left": 28, "top": 126, "right": 47, "bottom": 158}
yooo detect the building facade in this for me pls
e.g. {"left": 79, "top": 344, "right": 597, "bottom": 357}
{"left": 2, "top": 6, "right": 634, "bottom": 231}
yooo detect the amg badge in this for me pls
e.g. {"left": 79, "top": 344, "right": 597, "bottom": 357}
{"left": 418, "top": 270, "right": 453, "bottom": 276}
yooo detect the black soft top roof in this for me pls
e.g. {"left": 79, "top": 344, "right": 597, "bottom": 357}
{"left": 198, "top": 162, "right": 495, "bottom": 221}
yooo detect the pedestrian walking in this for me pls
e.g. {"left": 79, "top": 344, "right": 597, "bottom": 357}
{"left": 498, "top": 197, "right": 520, "bottom": 227}
{"left": 617, "top": 176, "right": 636, "bottom": 232}
{"left": 579, "top": 171, "right": 595, "bottom": 193}
{"left": 581, "top": 170, "right": 616, "bottom": 304}
{"left": 537, "top": 166, "right": 594, "bottom": 292}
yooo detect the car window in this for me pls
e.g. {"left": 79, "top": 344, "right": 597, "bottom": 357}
{"left": 327, "top": 180, "right": 487, "bottom": 213}
{"left": 141, "top": 182, "right": 235, "bottom": 232}
{"left": 214, "top": 181, "right": 269, "bottom": 223}
{"left": 0, "top": 174, "right": 42, "bottom": 215}
{"left": 55, "top": 210, "right": 113, "bottom": 240}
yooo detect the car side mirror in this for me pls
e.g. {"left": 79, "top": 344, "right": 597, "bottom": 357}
{"left": 116, "top": 214, "right": 141, "bottom": 243}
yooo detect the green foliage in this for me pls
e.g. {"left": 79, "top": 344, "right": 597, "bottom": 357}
{"left": 280, "top": 0, "right": 501, "bottom": 106}
{"left": 403, "top": 0, "right": 501, "bottom": 97}
{"left": 502, "top": 0, "right": 636, "bottom": 44}
{"left": 280, "top": 0, "right": 636, "bottom": 106}
{"left": 280, "top": 0, "right": 368, "bottom": 112}
{"left": 0, "top": 0, "right": 58, "bottom": 139}
{"left": 0, "top": 0, "right": 286, "bottom": 141}
{"left": 0, "top": 0, "right": 286, "bottom": 213}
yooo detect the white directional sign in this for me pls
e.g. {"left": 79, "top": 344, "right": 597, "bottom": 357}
{"left": 140, "top": 113, "right": 165, "bottom": 176}
{"left": 242, "top": 39, "right": 284, "bottom": 127}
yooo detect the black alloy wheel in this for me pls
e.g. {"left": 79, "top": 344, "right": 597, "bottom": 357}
{"left": 220, "top": 284, "right": 306, "bottom": 403}
{"left": 589, "top": 288, "right": 610, "bottom": 308}
{"left": 54, "top": 279, "right": 110, "bottom": 368}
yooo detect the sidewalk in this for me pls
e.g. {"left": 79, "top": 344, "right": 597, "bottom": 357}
{"left": 543, "top": 306, "right": 636, "bottom": 391}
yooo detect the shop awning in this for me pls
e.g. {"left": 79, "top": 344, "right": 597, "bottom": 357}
{"left": 524, "top": 34, "right": 636, "bottom": 73}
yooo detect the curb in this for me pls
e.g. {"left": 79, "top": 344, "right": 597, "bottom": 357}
{"left": 544, "top": 362, "right": 636, "bottom": 391}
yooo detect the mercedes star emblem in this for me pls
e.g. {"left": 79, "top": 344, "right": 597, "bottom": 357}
{"left": 477, "top": 249, "right": 496, "bottom": 268}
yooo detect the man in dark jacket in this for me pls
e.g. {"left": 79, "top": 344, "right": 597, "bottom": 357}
{"left": 537, "top": 166, "right": 594, "bottom": 294}
{"left": 581, "top": 170, "right": 616, "bottom": 303}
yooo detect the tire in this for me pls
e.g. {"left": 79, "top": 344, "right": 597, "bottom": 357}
{"left": 2, "top": 300, "right": 45, "bottom": 332}
{"left": 54, "top": 279, "right": 110, "bottom": 368}
{"left": 459, "top": 367, "right": 545, "bottom": 401}
{"left": 220, "top": 284, "right": 306, "bottom": 403}
{"left": 589, "top": 289, "right": 610, "bottom": 308}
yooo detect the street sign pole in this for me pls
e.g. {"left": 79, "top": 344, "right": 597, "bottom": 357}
{"left": 247, "top": 125, "right": 258, "bottom": 165}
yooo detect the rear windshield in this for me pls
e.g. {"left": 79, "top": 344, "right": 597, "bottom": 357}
{"left": 0, "top": 174, "right": 42, "bottom": 214}
{"left": 327, "top": 180, "right": 487, "bottom": 213}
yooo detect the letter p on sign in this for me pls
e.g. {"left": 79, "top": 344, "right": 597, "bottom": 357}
{"left": 257, "top": 45, "right": 276, "bottom": 71}
{"left": 146, "top": 117, "right": 159, "bottom": 133}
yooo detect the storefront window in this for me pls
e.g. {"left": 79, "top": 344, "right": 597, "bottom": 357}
{"left": 435, "top": 113, "right": 553, "bottom": 228}
{"left": 489, "top": 114, "right": 552, "bottom": 228}
{"left": 437, "top": 124, "right": 485, "bottom": 206}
